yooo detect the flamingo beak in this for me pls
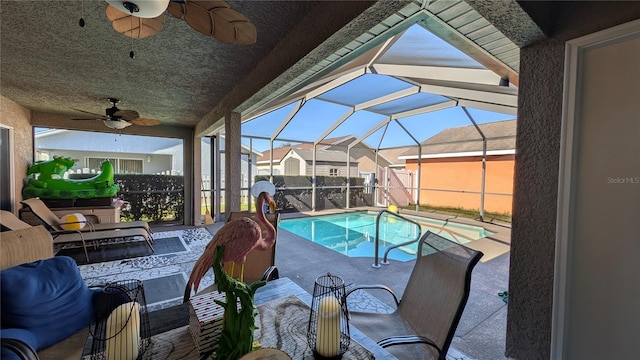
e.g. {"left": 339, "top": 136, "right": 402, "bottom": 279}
{"left": 268, "top": 200, "right": 276, "bottom": 213}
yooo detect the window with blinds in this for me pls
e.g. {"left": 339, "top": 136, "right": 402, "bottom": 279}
{"left": 86, "top": 157, "right": 143, "bottom": 174}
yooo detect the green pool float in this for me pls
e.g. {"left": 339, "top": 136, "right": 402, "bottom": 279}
{"left": 22, "top": 156, "right": 120, "bottom": 199}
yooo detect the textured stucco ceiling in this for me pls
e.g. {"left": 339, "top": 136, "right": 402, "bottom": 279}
{"left": 0, "top": 0, "right": 322, "bottom": 128}
{"left": 1, "top": 0, "right": 544, "bottom": 135}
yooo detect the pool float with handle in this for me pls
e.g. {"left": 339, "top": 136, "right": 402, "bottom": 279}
{"left": 22, "top": 157, "right": 120, "bottom": 199}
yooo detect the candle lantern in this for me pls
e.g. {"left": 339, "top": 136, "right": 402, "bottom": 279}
{"left": 307, "top": 273, "right": 350, "bottom": 359}
{"left": 89, "top": 280, "right": 151, "bottom": 360}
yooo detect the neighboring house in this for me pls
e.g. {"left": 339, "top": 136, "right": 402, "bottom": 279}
{"left": 256, "top": 135, "right": 388, "bottom": 176}
{"left": 202, "top": 135, "right": 262, "bottom": 192}
{"left": 34, "top": 130, "right": 262, "bottom": 189}
{"left": 258, "top": 147, "right": 358, "bottom": 177}
{"left": 377, "top": 147, "right": 410, "bottom": 169}
{"left": 399, "top": 119, "right": 516, "bottom": 214}
{"left": 34, "top": 128, "right": 180, "bottom": 175}
{"left": 294, "top": 135, "right": 393, "bottom": 173}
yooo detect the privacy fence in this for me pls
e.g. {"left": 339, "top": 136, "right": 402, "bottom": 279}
{"left": 256, "top": 175, "right": 374, "bottom": 212}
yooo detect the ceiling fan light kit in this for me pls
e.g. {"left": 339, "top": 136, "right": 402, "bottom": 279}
{"left": 103, "top": 119, "right": 132, "bottom": 129}
{"left": 72, "top": 98, "right": 160, "bottom": 130}
{"left": 106, "top": 0, "right": 170, "bottom": 18}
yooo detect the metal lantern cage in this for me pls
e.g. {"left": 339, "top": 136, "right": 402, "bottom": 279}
{"left": 89, "top": 280, "right": 151, "bottom": 360}
{"left": 307, "top": 273, "right": 350, "bottom": 359}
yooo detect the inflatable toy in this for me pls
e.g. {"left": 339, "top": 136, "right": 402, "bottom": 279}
{"left": 22, "top": 156, "right": 120, "bottom": 199}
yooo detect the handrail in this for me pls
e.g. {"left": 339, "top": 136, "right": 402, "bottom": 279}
{"left": 372, "top": 209, "right": 421, "bottom": 268}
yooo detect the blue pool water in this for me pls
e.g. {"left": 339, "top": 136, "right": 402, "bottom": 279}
{"left": 279, "top": 211, "right": 493, "bottom": 262}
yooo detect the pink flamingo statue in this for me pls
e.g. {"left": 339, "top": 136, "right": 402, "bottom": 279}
{"left": 184, "top": 181, "right": 277, "bottom": 301}
{"left": 184, "top": 181, "right": 278, "bottom": 359}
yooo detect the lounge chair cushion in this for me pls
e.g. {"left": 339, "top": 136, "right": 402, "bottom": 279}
{"left": 0, "top": 256, "right": 96, "bottom": 350}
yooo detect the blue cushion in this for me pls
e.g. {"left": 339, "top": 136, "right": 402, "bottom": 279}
{"left": 0, "top": 256, "right": 94, "bottom": 350}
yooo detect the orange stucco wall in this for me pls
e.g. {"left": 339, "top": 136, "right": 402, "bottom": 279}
{"left": 405, "top": 154, "right": 515, "bottom": 214}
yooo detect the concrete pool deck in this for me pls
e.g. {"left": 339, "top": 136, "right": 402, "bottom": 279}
{"left": 274, "top": 208, "right": 511, "bottom": 360}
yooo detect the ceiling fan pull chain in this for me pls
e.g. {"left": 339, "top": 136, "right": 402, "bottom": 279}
{"left": 129, "top": 15, "right": 135, "bottom": 59}
{"left": 78, "top": 0, "right": 85, "bottom": 27}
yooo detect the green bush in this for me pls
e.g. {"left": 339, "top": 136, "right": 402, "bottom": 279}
{"left": 115, "top": 175, "right": 184, "bottom": 223}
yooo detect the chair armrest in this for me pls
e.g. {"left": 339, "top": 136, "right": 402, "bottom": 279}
{"left": 261, "top": 266, "right": 279, "bottom": 281}
{"left": 345, "top": 284, "right": 399, "bottom": 307}
{"left": 49, "top": 229, "right": 84, "bottom": 237}
{"left": 377, "top": 335, "right": 444, "bottom": 360}
{"left": 1, "top": 338, "right": 40, "bottom": 360}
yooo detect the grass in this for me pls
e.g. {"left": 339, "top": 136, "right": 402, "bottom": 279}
{"left": 402, "top": 204, "right": 512, "bottom": 224}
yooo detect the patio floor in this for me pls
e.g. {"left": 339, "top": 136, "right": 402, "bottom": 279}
{"left": 207, "top": 208, "right": 511, "bottom": 360}
{"left": 75, "top": 208, "right": 509, "bottom": 359}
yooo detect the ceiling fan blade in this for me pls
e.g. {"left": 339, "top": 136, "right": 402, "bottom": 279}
{"left": 166, "top": 1, "right": 186, "bottom": 19}
{"left": 113, "top": 109, "right": 140, "bottom": 121}
{"left": 71, "top": 107, "right": 105, "bottom": 117}
{"left": 71, "top": 117, "right": 106, "bottom": 121}
{"left": 210, "top": 7, "right": 256, "bottom": 45}
{"left": 130, "top": 118, "right": 161, "bottom": 126}
{"left": 106, "top": 4, "right": 164, "bottom": 39}
{"left": 168, "top": 0, "right": 256, "bottom": 44}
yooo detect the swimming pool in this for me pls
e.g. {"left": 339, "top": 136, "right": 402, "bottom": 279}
{"left": 279, "top": 211, "right": 493, "bottom": 262}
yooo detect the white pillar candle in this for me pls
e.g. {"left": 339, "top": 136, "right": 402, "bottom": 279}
{"left": 315, "top": 296, "right": 341, "bottom": 357}
{"left": 105, "top": 302, "right": 141, "bottom": 360}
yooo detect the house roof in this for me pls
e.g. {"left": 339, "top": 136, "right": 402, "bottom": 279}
{"left": 289, "top": 148, "right": 358, "bottom": 163}
{"left": 257, "top": 135, "right": 358, "bottom": 163}
{"left": 378, "top": 148, "right": 412, "bottom": 166}
{"left": 399, "top": 119, "right": 516, "bottom": 159}
{"left": 257, "top": 146, "right": 293, "bottom": 164}
{"left": 35, "top": 128, "right": 262, "bottom": 156}
{"left": 295, "top": 135, "right": 355, "bottom": 150}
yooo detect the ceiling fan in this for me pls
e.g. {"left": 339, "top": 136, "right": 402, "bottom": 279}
{"left": 104, "top": 0, "right": 257, "bottom": 45}
{"left": 72, "top": 98, "right": 161, "bottom": 130}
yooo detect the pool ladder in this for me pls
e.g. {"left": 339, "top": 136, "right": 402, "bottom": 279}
{"left": 372, "top": 209, "right": 422, "bottom": 268}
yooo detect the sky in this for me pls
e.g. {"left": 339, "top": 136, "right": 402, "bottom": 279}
{"left": 240, "top": 23, "right": 515, "bottom": 153}
{"left": 241, "top": 101, "right": 514, "bottom": 153}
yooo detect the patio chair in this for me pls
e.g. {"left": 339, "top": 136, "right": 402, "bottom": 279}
{"left": 0, "top": 210, "right": 153, "bottom": 263}
{"left": 345, "top": 231, "right": 483, "bottom": 360}
{"left": 0, "top": 210, "right": 32, "bottom": 231}
{"left": 20, "top": 198, "right": 152, "bottom": 237}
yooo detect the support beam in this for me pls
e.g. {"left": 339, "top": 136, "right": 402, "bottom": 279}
{"left": 225, "top": 112, "right": 242, "bottom": 219}
{"left": 461, "top": 106, "right": 486, "bottom": 221}
{"left": 372, "top": 64, "right": 501, "bottom": 85}
{"left": 394, "top": 119, "right": 422, "bottom": 211}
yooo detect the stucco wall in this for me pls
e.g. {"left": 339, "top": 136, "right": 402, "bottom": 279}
{"left": 0, "top": 95, "right": 32, "bottom": 211}
{"left": 307, "top": 162, "right": 359, "bottom": 177}
{"left": 346, "top": 145, "right": 391, "bottom": 173}
{"left": 506, "top": 3, "right": 640, "bottom": 359}
{"left": 405, "top": 155, "right": 514, "bottom": 213}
